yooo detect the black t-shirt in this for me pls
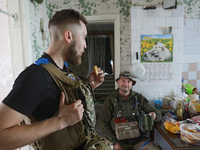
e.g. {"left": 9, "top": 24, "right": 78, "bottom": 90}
{"left": 3, "top": 54, "right": 62, "bottom": 121}
{"left": 3, "top": 53, "right": 88, "bottom": 149}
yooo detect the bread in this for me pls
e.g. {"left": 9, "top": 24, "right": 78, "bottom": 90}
{"left": 93, "top": 66, "right": 98, "bottom": 75}
{"left": 181, "top": 133, "right": 200, "bottom": 144}
{"left": 180, "top": 123, "right": 200, "bottom": 144}
{"left": 185, "top": 129, "right": 198, "bottom": 133}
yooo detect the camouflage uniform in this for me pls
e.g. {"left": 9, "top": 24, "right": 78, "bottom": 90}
{"left": 100, "top": 89, "right": 163, "bottom": 150}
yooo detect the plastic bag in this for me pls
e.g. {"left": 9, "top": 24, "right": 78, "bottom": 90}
{"left": 190, "top": 115, "right": 200, "bottom": 125}
{"left": 180, "top": 123, "right": 200, "bottom": 145}
{"left": 162, "top": 112, "right": 177, "bottom": 122}
{"left": 183, "top": 98, "right": 190, "bottom": 118}
{"left": 185, "top": 84, "right": 195, "bottom": 95}
{"left": 189, "top": 100, "right": 200, "bottom": 117}
{"left": 163, "top": 118, "right": 180, "bottom": 134}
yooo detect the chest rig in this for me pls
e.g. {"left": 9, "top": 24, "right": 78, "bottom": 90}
{"left": 110, "top": 94, "right": 147, "bottom": 135}
{"left": 111, "top": 94, "right": 140, "bottom": 121}
{"left": 22, "top": 61, "right": 97, "bottom": 150}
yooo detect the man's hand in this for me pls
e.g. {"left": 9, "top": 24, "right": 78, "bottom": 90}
{"left": 88, "top": 67, "right": 105, "bottom": 89}
{"left": 0, "top": 92, "right": 84, "bottom": 150}
{"left": 58, "top": 92, "right": 84, "bottom": 129}
{"left": 148, "top": 112, "right": 156, "bottom": 120}
{"left": 113, "top": 142, "right": 123, "bottom": 150}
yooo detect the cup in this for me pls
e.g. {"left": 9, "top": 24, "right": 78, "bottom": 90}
{"left": 143, "top": 114, "right": 154, "bottom": 131}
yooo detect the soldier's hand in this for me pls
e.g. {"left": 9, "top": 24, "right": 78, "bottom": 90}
{"left": 58, "top": 92, "right": 84, "bottom": 128}
{"left": 113, "top": 142, "right": 123, "bottom": 150}
{"left": 88, "top": 67, "right": 105, "bottom": 89}
{"left": 148, "top": 112, "right": 156, "bottom": 120}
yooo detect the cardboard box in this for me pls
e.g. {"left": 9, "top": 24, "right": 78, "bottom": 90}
{"left": 165, "top": 97, "right": 184, "bottom": 110}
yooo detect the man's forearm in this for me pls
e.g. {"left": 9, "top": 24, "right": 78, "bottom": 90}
{"left": 101, "top": 122, "right": 118, "bottom": 144}
{"left": 0, "top": 116, "right": 62, "bottom": 150}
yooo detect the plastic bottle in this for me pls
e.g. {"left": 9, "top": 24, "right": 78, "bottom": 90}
{"left": 155, "top": 89, "right": 163, "bottom": 109}
{"left": 176, "top": 102, "right": 183, "bottom": 120}
{"left": 178, "top": 103, "right": 183, "bottom": 119}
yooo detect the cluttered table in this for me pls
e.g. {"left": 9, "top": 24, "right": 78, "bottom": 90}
{"left": 155, "top": 121, "right": 200, "bottom": 150}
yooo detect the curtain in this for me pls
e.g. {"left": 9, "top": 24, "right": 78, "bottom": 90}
{"left": 68, "top": 34, "right": 113, "bottom": 77}
{"left": 87, "top": 34, "right": 113, "bottom": 75}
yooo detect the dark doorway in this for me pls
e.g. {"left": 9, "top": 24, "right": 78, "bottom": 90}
{"left": 68, "top": 23, "right": 114, "bottom": 77}
{"left": 68, "top": 23, "right": 115, "bottom": 103}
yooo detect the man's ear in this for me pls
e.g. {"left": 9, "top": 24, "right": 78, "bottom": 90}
{"left": 64, "top": 31, "right": 72, "bottom": 43}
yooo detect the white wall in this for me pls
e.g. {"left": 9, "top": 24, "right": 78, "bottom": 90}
{"left": 131, "top": 5, "right": 183, "bottom": 103}
{"left": 0, "top": 0, "right": 12, "bottom": 102}
{"left": 182, "top": 18, "right": 200, "bottom": 92}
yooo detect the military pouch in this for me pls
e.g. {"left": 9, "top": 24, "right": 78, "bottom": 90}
{"left": 84, "top": 133, "right": 112, "bottom": 150}
{"left": 115, "top": 121, "right": 141, "bottom": 140}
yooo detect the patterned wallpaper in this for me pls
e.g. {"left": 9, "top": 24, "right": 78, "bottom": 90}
{"left": 133, "top": 0, "right": 200, "bottom": 19}
{"left": 29, "top": 0, "right": 200, "bottom": 68}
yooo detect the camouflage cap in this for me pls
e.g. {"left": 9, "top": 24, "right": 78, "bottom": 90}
{"left": 116, "top": 71, "right": 136, "bottom": 86}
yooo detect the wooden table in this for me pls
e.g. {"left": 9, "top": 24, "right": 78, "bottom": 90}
{"left": 154, "top": 121, "right": 200, "bottom": 150}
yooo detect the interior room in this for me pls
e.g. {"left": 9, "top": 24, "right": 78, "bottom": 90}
{"left": 1, "top": 0, "right": 200, "bottom": 150}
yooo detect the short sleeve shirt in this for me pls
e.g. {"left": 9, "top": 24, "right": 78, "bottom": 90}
{"left": 3, "top": 54, "right": 62, "bottom": 121}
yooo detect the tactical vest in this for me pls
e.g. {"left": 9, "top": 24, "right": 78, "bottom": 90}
{"left": 22, "top": 62, "right": 99, "bottom": 150}
{"left": 109, "top": 94, "right": 147, "bottom": 135}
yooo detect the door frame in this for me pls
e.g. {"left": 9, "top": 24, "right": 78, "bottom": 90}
{"left": 7, "top": 0, "right": 32, "bottom": 81}
{"left": 86, "top": 15, "right": 120, "bottom": 88}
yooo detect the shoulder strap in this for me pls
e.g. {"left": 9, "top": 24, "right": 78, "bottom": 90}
{"left": 41, "top": 63, "right": 81, "bottom": 86}
{"left": 109, "top": 94, "right": 121, "bottom": 110}
{"left": 133, "top": 94, "right": 140, "bottom": 116}
{"left": 110, "top": 93, "right": 139, "bottom": 110}
{"left": 41, "top": 63, "right": 82, "bottom": 105}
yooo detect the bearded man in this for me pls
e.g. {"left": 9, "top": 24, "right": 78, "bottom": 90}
{"left": 0, "top": 9, "right": 106, "bottom": 150}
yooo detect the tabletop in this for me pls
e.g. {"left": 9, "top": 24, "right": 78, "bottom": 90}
{"left": 155, "top": 121, "right": 200, "bottom": 150}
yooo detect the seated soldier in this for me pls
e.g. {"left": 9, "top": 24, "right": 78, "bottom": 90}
{"left": 100, "top": 71, "right": 163, "bottom": 150}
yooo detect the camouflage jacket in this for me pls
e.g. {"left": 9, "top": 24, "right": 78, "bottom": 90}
{"left": 99, "top": 89, "right": 162, "bottom": 146}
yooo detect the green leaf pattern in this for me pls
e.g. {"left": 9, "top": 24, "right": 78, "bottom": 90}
{"left": 31, "top": 0, "right": 200, "bottom": 64}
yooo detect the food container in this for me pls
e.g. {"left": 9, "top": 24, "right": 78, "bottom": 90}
{"left": 180, "top": 123, "right": 200, "bottom": 145}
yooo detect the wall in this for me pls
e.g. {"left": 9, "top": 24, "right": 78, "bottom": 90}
{"left": 182, "top": 18, "right": 200, "bottom": 92}
{"left": 29, "top": 0, "right": 51, "bottom": 61}
{"left": 131, "top": 5, "right": 183, "bottom": 102}
{"left": 130, "top": 6, "right": 183, "bottom": 149}
{"left": 0, "top": 0, "right": 12, "bottom": 102}
{"left": 29, "top": 0, "right": 200, "bottom": 91}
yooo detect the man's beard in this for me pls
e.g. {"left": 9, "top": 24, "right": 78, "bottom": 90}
{"left": 120, "top": 86, "right": 131, "bottom": 93}
{"left": 67, "top": 41, "right": 82, "bottom": 66}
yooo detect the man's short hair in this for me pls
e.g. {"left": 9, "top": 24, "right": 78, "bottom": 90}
{"left": 48, "top": 9, "right": 87, "bottom": 28}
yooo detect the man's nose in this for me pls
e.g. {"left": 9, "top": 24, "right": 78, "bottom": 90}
{"left": 84, "top": 40, "right": 87, "bottom": 49}
{"left": 124, "top": 81, "right": 128, "bottom": 85}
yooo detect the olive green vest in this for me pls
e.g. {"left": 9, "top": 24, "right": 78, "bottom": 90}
{"left": 110, "top": 94, "right": 147, "bottom": 135}
{"left": 23, "top": 63, "right": 97, "bottom": 150}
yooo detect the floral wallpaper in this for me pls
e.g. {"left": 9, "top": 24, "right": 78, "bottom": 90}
{"left": 29, "top": 0, "right": 61, "bottom": 60}
{"left": 29, "top": 0, "right": 200, "bottom": 66}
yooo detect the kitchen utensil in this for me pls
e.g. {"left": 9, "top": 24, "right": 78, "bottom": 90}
{"left": 130, "top": 52, "right": 145, "bottom": 78}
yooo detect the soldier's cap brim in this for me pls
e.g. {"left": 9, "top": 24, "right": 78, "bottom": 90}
{"left": 115, "top": 72, "right": 136, "bottom": 86}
